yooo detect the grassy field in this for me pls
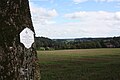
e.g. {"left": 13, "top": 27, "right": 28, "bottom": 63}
{"left": 37, "top": 48, "right": 120, "bottom": 80}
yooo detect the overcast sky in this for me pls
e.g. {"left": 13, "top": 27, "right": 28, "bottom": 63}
{"left": 29, "top": 0, "right": 120, "bottom": 39}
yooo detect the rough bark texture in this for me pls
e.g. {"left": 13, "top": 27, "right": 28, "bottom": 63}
{"left": 0, "top": 0, "right": 40, "bottom": 80}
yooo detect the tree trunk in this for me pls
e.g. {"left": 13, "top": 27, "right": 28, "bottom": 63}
{"left": 0, "top": 0, "right": 40, "bottom": 80}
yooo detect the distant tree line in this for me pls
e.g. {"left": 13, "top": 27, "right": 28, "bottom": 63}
{"left": 35, "top": 36, "right": 120, "bottom": 50}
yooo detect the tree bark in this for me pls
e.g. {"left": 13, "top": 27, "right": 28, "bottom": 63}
{"left": 0, "top": 0, "right": 40, "bottom": 80}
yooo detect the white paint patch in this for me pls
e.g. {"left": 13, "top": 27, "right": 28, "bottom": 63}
{"left": 20, "top": 28, "right": 34, "bottom": 49}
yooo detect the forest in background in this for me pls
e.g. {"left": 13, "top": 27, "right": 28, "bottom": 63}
{"left": 35, "top": 36, "right": 120, "bottom": 50}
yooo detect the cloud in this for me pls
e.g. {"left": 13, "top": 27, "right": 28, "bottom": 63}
{"left": 73, "top": 0, "right": 120, "bottom": 3}
{"left": 115, "top": 12, "right": 120, "bottom": 20}
{"left": 29, "top": 1, "right": 59, "bottom": 37}
{"left": 29, "top": 0, "right": 120, "bottom": 38}
{"left": 62, "top": 11, "right": 120, "bottom": 38}
{"left": 73, "top": 0, "right": 88, "bottom": 3}
{"left": 64, "top": 11, "right": 115, "bottom": 20}
{"left": 34, "top": 11, "right": 120, "bottom": 38}
{"left": 29, "top": 2, "right": 58, "bottom": 25}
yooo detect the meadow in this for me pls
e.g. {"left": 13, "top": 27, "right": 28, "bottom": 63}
{"left": 37, "top": 48, "right": 120, "bottom": 80}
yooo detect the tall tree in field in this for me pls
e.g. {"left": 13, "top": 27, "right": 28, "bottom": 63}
{"left": 0, "top": 0, "right": 40, "bottom": 80}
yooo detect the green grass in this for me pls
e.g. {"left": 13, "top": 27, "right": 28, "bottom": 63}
{"left": 37, "top": 48, "right": 120, "bottom": 80}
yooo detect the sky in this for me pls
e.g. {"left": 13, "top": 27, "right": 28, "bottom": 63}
{"left": 29, "top": 0, "right": 120, "bottom": 39}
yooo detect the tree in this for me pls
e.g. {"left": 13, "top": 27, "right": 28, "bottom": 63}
{"left": 0, "top": 0, "right": 40, "bottom": 80}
